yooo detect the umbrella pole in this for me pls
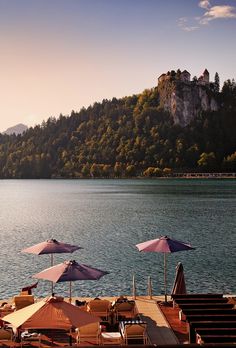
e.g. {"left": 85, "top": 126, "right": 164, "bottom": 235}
{"left": 51, "top": 254, "right": 54, "bottom": 295}
{"left": 164, "top": 253, "right": 167, "bottom": 303}
{"left": 132, "top": 274, "right": 136, "bottom": 300}
{"left": 69, "top": 281, "right": 72, "bottom": 303}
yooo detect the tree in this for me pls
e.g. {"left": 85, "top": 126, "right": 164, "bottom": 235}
{"left": 143, "top": 167, "right": 162, "bottom": 177}
{"left": 214, "top": 72, "right": 220, "bottom": 93}
{"left": 90, "top": 163, "right": 101, "bottom": 177}
{"left": 81, "top": 163, "right": 90, "bottom": 177}
{"left": 197, "top": 152, "right": 217, "bottom": 171}
{"left": 114, "top": 162, "right": 123, "bottom": 177}
{"left": 125, "top": 164, "right": 136, "bottom": 177}
{"left": 163, "top": 167, "right": 172, "bottom": 176}
{"left": 223, "top": 151, "right": 236, "bottom": 171}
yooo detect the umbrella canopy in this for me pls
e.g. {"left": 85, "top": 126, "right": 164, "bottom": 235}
{"left": 2, "top": 296, "right": 100, "bottom": 330}
{"left": 136, "top": 236, "right": 194, "bottom": 253}
{"left": 22, "top": 238, "right": 82, "bottom": 261}
{"left": 33, "top": 260, "right": 109, "bottom": 302}
{"left": 136, "top": 235, "right": 194, "bottom": 302}
{"left": 171, "top": 262, "right": 186, "bottom": 296}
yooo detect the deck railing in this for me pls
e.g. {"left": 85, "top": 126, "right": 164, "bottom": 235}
{"left": 132, "top": 275, "right": 153, "bottom": 300}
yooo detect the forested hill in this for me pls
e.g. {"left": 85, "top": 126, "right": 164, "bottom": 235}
{"left": 0, "top": 79, "right": 235, "bottom": 178}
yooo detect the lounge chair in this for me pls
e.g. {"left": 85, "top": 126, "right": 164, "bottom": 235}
{"left": 120, "top": 321, "right": 148, "bottom": 345}
{"left": 76, "top": 322, "right": 101, "bottom": 345}
{"left": 14, "top": 295, "right": 34, "bottom": 310}
{"left": 0, "top": 327, "right": 13, "bottom": 341}
{"left": 20, "top": 331, "right": 41, "bottom": 348}
{"left": 87, "top": 299, "right": 111, "bottom": 321}
{"left": 114, "top": 300, "right": 138, "bottom": 320}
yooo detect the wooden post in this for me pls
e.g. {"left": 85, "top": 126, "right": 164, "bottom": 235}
{"left": 51, "top": 254, "right": 54, "bottom": 294}
{"left": 69, "top": 282, "right": 72, "bottom": 303}
{"left": 132, "top": 274, "right": 136, "bottom": 300}
{"left": 164, "top": 253, "right": 167, "bottom": 303}
{"left": 148, "top": 276, "right": 152, "bottom": 299}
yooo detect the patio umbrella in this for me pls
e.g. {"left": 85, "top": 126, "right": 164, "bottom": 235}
{"left": 171, "top": 262, "right": 186, "bottom": 296}
{"left": 22, "top": 238, "right": 82, "bottom": 266}
{"left": 136, "top": 235, "right": 194, "bottom": 303}
{"left": 22, "top": 239, "right": 82, "bottom": 293}
{"left": 2, "top": 296, "right": 100, "bottom": 330}
{"left": 33, "top": 260, "right": 109, "bottom": 303}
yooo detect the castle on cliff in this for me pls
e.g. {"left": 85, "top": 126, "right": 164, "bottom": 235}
{"left": 158, "top": 69, "right": 210, "bottom": 86}
{"left": 157, "top": 69, "right": 218, "bottom": 127}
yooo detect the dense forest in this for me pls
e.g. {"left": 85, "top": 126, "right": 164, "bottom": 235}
{"left": 0, "top": 78, "right": 235, "bottom": 178}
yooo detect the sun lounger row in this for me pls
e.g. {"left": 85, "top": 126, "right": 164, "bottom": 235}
{"left": 76, "top": 298, "right": 138, "bottom": 323}
{"left": 74, "top": 319, "right": 148, "bottom": 345}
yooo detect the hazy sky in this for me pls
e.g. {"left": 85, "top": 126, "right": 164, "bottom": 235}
{"left": 0, "top": 0, "right": 236, "bottom": 132}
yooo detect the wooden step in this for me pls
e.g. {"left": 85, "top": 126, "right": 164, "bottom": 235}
{"left": 172, "top": 293, "right": 223, "bottom": 299}
{"left": 188, "top": 320, "right": 236, "bottom": 343}
{"left": 179, "top": 302, "right": 233, "bottom": 310}
{"left": 197, "top": 334, "right": 236, "bottom": 343}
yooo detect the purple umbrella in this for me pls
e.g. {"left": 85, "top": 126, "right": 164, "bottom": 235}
{"left": 171, "top": 262, "right": 186, "bottom": 296}
{"left": 22, "top": 238, "right": 82, "bottom": 265}
{"left": 33, "top": 260, "right": 109, "bottom": 302}
{"left": 136, "top": 235, "right": 194, "bottom": 302}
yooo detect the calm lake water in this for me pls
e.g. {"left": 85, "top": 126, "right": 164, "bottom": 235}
{"left": 0, "top": 179, "right": 235, "bottom": 300}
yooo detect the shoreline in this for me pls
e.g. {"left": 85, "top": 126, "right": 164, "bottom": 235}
{"left": 0, "top": 174, "right": 236, "bottom": 180}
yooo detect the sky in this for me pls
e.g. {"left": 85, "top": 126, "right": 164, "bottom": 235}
{"left": 0, "top": 0, "right": 236, "bottom": 132}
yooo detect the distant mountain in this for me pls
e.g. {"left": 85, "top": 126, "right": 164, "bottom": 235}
{"left": 3, "top": 123, "right": 28, "bottom": 135}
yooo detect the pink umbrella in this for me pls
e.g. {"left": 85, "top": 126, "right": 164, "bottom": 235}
{"left": 33, "top": 260, "right": 109, "bottom": 303}
{"left": 22, "top": 238, "right": 82, "bottom": 265}
{"left": 136, "top": 235, "right": 194, "bottom": 302}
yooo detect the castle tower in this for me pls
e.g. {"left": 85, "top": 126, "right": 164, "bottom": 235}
{"left": 180, "top": 70, "right": 191, "bottom": 82}
{"left": 203, "top": 69, "right": 209, "bottom": 83}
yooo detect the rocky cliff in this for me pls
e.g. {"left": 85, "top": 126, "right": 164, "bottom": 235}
{"left": 157, "top": 73, "right": 218, "bottom": 127}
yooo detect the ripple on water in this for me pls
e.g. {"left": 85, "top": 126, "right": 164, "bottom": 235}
{"left": 0, "top": 179, "right": 235, "bottom": 299}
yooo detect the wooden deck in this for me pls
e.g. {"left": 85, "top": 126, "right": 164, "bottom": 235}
{"left": 1, "top": 295, "right": 236, "bottom": 347}
{"left": 134, "top": 297, "right": 179, "bottom": 345}
{"left": 0, "top": 295, "right": 180, "bottom": 347}
{"left": 71, "top": 295, "right": 179, "bottom": 345}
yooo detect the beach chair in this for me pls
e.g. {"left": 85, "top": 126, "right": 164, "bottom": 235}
{"left": 87, "top": 299, "right": 111, "bottom": 321}
{"left": 114, "top": 300, "right": 138, "bottom": 320}
{"left": 120, "top": 321, "right": 148, "bottom": 345}
{"left": 14, "top": 295, "right": 34, "bottom": 310}
{"left": 76, "top": 322, "right": 101, "bottom": 345}
{"left": 20, "top": 331, "right": 41, "bottom": 347}
{"left": 0, "top": 327, "right": 13, "bottom": 341}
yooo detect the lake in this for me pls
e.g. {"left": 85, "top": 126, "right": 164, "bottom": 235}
{"left": 0, "top": 179, "right": 235, "bottom": 299}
